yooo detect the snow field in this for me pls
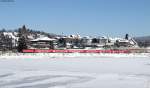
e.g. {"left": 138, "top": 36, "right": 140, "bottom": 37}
{"left": 0, "top": 54, "right": 150, "bottom": 88}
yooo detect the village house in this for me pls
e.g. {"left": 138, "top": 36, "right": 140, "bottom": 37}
{"left": 29, "top": 37, "right": 56, "bottom": 49}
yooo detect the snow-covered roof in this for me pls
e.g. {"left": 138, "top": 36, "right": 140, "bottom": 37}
{"left": 118, "top": 39, "right": 129, "bottom": 43}
{"left": 30, "top": 37, "right": 56, "bottom": 42}
{"left": 3, "top": 32, "right": 18, "bottom": 40}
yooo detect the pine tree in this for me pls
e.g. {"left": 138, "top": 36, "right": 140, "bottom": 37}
{"left": 17, "top": 25, "right": 28, "bottom": 52}
{"left": 125, "top": 34, "right": 129, "bottom": 40}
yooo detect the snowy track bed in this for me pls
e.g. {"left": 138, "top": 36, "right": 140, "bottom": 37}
{"left": 0, "top": 55, "right": 150, "bottom": 88}
{"left": 0, "top": 53, "right": 150, "bottom": 59}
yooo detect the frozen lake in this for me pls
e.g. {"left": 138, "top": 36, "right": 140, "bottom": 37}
{"left": 0, "top": 55, "right": 150, "bottom": 88}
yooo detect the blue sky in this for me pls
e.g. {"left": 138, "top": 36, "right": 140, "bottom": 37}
{"left": 0, "top": 0, "right": 149, "bottom": 37}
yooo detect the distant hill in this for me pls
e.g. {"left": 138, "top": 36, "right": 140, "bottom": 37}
{"left": 134, "top": 36, "right": 150, "bottom": 42}
{"left": 0, "top": 25, "right": 63, "bottom": 38}
{"left": 133, "top": 36, "right": 150, "bottom": 47}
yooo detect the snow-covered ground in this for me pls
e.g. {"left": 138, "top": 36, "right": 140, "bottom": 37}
{"left": 0, "top": 54, "right": 150, "bottom": 88}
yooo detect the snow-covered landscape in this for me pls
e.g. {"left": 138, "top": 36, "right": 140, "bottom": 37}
{"left": 0, "top": 53, "right": 150, "bottom": 88}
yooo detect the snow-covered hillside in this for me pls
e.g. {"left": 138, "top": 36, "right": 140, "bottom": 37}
{"left": 0, "top": 55, "right": 150, "bottom": 88}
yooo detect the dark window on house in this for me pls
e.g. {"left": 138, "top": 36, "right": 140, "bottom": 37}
{"left": 92, "top": 38, "right": 99, "bottom": 43}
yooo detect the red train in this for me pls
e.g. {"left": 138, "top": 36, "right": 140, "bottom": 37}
{"left": 22, "top": 49, "right": 130, "bottom": 53}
